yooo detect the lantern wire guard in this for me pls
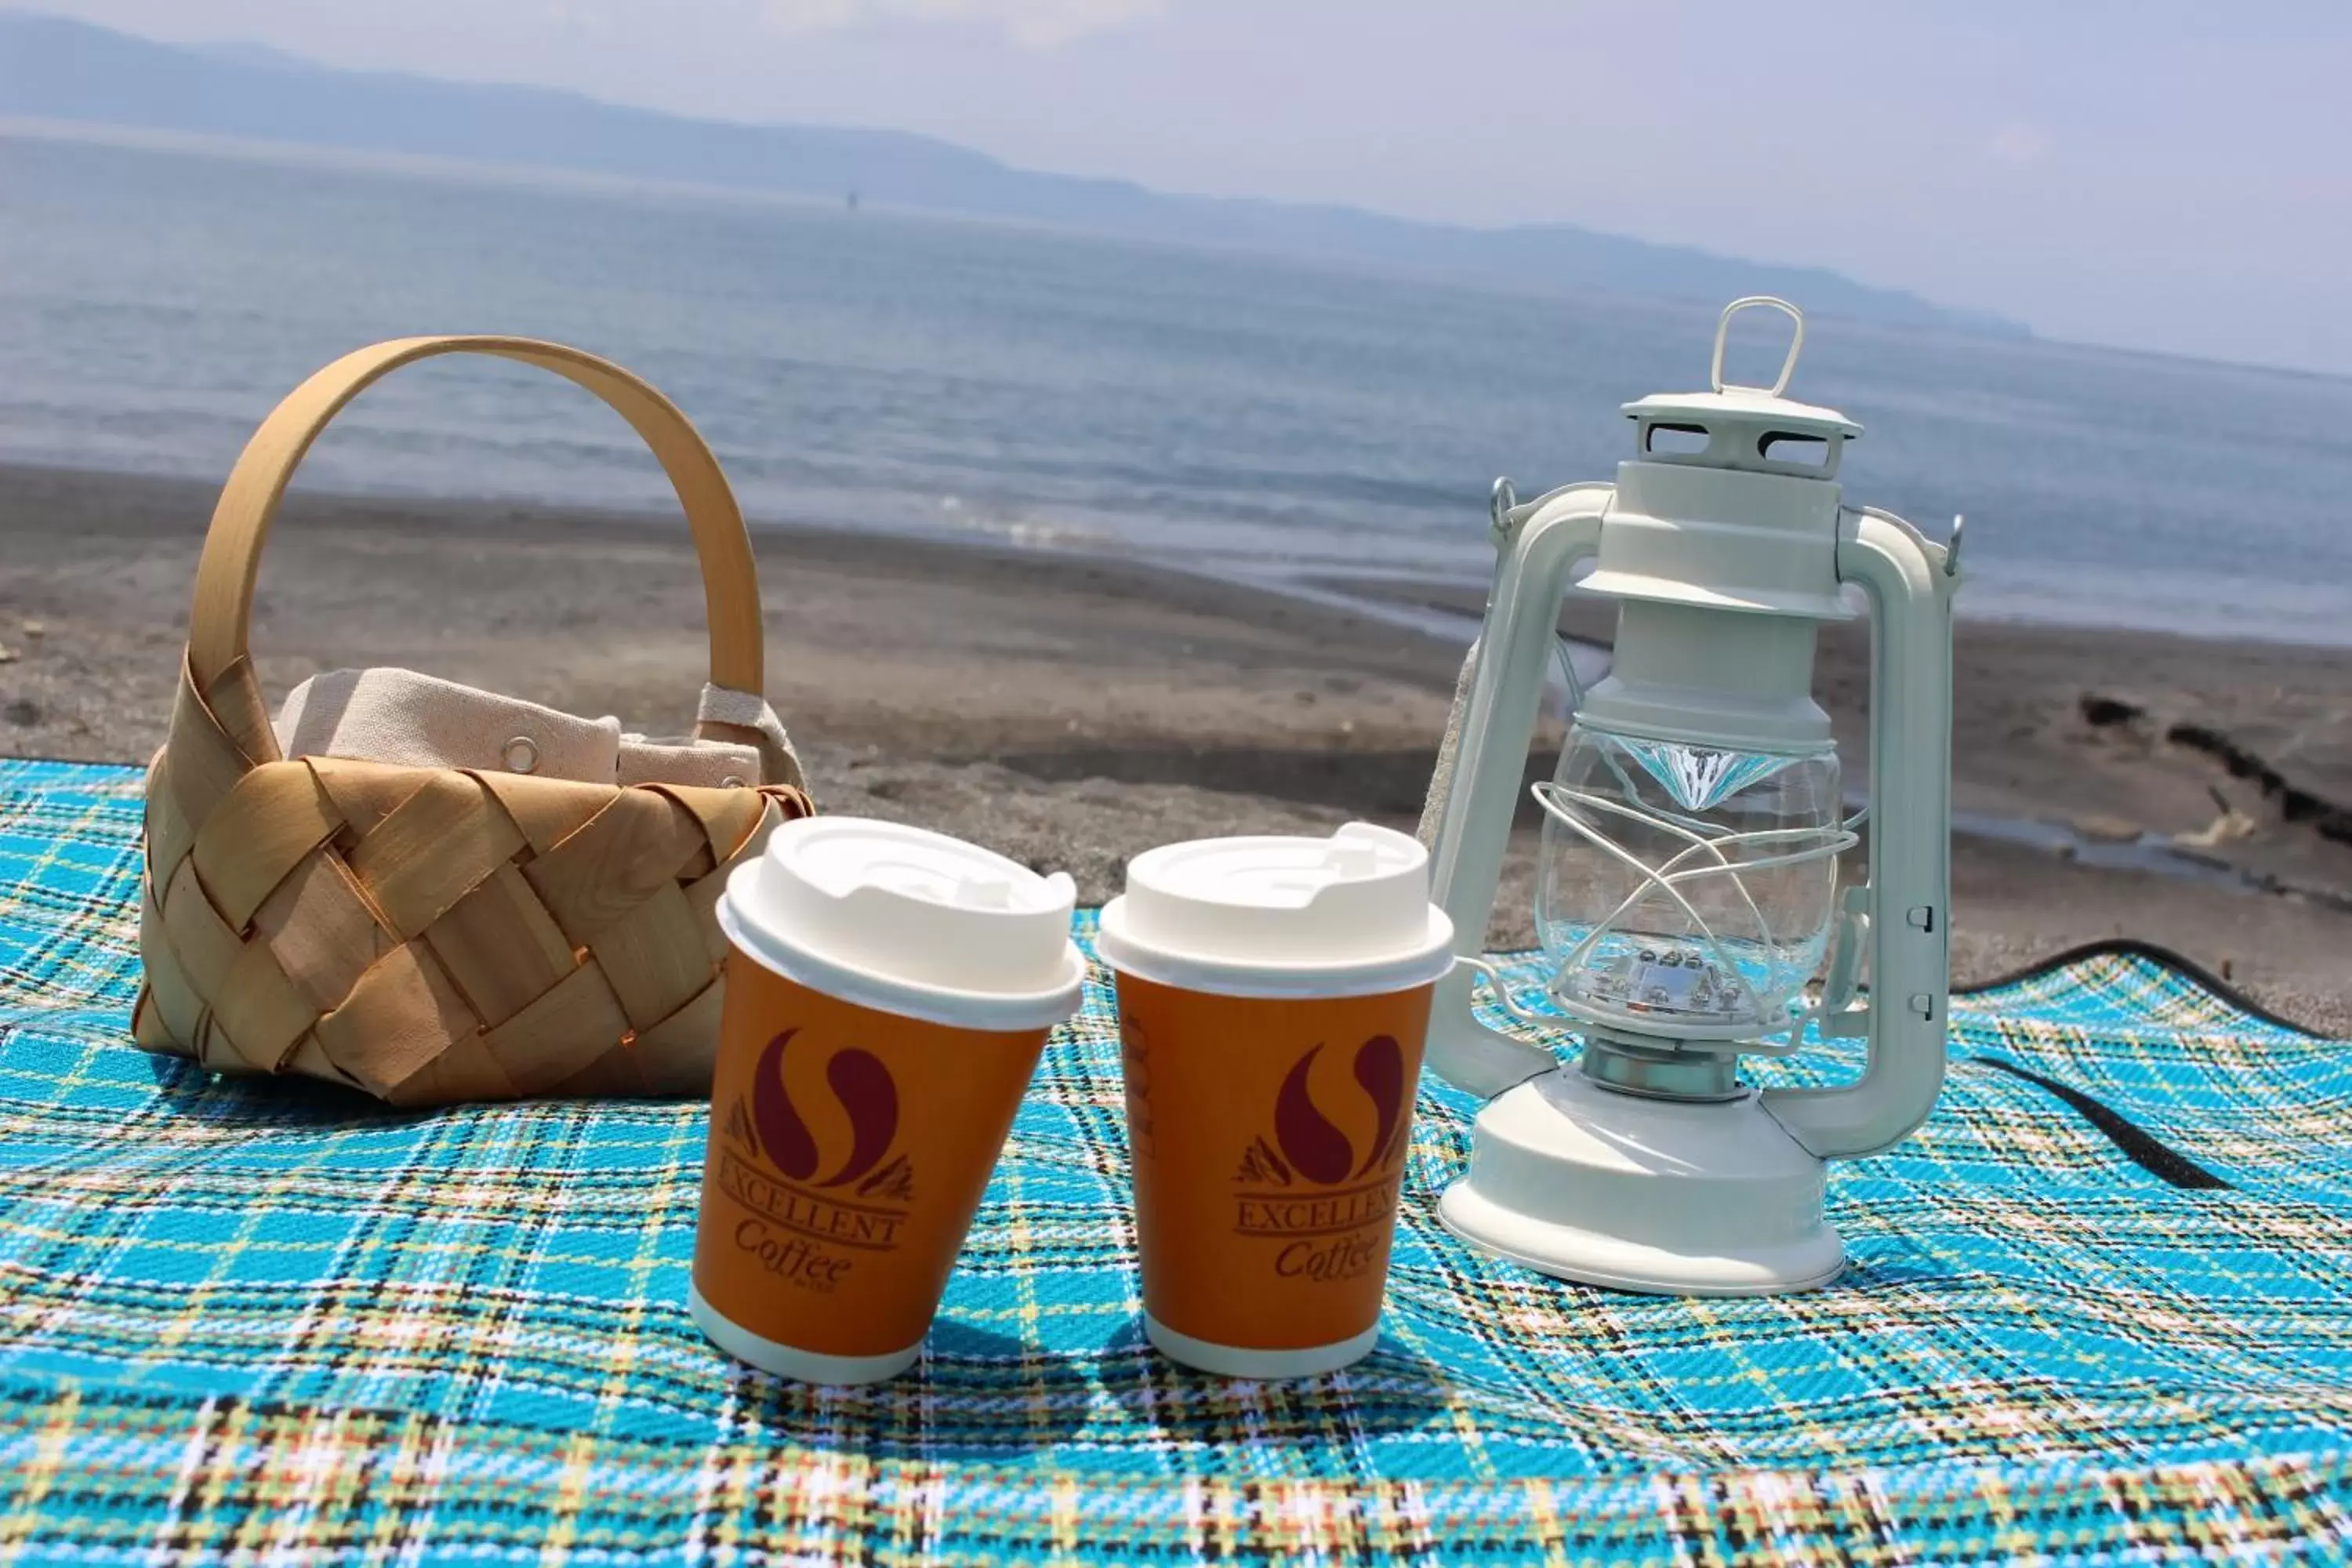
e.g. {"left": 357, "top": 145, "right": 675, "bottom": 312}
{"left": 1532, "top": 778, "right": 1857, "bottom": 1041}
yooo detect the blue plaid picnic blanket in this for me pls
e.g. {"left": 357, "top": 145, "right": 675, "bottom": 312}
{"left": 2, "top": 756, "right": 2348, "bottom": 1566}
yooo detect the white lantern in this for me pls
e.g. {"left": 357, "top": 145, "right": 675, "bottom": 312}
{"left": 1423, "top": 298, "right": 1959, "bottom": 1294}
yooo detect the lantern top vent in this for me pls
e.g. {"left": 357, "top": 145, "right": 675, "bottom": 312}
{"left": 1622, "top": 297, "right": 1860, "bottom": 478}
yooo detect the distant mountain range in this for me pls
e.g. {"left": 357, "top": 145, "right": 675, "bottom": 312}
{"left": 0, "top": 12, "right": 2023, "bottom": 335}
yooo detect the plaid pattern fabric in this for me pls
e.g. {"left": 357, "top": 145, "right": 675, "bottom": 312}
{"left": 2, "top": 757, "right": 2348, "bottom": 1566}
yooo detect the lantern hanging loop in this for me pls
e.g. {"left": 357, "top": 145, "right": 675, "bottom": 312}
{"left": 1711, "top": 296, "right": 1806, "bottom": 397}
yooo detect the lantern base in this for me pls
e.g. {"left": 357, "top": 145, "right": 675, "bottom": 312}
{"left": 1437, "top": 1068, "right": 1845, "bottom": 1295}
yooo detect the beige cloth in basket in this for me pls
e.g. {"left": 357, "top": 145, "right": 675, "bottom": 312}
{"left": 273, "top": 667, "right": 806, "bottom": 792}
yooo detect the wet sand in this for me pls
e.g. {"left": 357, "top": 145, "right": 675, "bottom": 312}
{"left": 3, "top": 461, "right": 2346, "bottom": 1033}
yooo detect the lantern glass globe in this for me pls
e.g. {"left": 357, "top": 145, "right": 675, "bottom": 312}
{"left": 1535, "top": 724, "right": 1848, "bottom": 1040}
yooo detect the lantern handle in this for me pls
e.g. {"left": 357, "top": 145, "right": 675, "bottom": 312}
{"left": 1423, "top": 482, "right": 1617, "bottom": 1097}
{"left": 1712, "top": 296, "right": 1806, "bottom": 397}
{"left": 1764, "top": 505, "right": 1955, "bottom": 1160}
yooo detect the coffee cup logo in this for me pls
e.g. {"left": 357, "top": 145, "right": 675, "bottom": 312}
{"left": 750, "top": 1029, "right": 908, "bottom": 1196}
{"left": 1231, "top": 1036, "right": 1409, "bottom": 1283}
{"left": 1236, "top": 1035, "right": 1407, "bottom": 1189}
{"left": 715, "top": 1028, "right": 916, "bottom": 1294}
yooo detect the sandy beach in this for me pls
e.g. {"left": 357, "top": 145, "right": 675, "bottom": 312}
{"left": 3, "top": 461, "right": 2346, "bottom": 1034}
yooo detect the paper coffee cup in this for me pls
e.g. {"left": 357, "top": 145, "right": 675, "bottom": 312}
{"left": 692, "top": 817, "right": 1083, "bottom": 1385}
{"left": 1096, "top": 821, "right": 1455, "bottom": 1378}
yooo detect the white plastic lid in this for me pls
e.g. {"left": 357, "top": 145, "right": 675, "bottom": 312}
{"left": 1096, "top": 822, "right": 1456, "bottom": 999}
{"left": 719, "top": 817, "right": 1085, "bottom": 1030}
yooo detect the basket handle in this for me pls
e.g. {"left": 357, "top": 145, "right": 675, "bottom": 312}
{"left": 187, "top": 336, "right": 766, "bottom": 704}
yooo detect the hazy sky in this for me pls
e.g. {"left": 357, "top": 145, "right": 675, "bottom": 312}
{"left": 27, "top": 0, "right": 2352, "bottom": 372}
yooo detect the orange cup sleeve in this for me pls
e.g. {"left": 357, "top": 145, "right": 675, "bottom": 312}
{"left": 693, "top": 953, "right": 1047, "bottom": 1359}
{"left": 1115, "top": 973, "right": 1435, "bottom": 1353}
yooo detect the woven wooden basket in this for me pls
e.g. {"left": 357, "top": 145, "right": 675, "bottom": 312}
{"left": 134, "top": 336, "right": 814, "bottom": 1106}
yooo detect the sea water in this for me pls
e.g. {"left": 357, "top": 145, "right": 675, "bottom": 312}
{"left": 4, "top": 127, "right": 2349, "bottom": 646}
